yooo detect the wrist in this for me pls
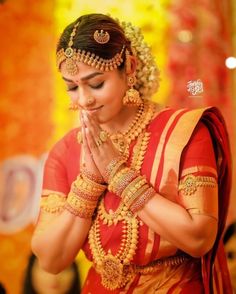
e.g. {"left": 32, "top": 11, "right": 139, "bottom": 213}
{"left": 65, "top": 173, "right": 107, "bottom": 218}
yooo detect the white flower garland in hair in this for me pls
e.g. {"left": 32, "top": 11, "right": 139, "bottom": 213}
{"left": 117, "top": 19, "right": 160, "bottom": 100}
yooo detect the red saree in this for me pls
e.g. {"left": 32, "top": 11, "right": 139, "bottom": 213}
{"left": 42, "top": 105, "right": 232, "bottom": 294}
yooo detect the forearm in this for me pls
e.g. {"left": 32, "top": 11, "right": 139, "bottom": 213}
{"left": 137, "top": 193, "right": 217, "bottom": 257}
{"left": 31, "top": 209, "right": 91, "bottom": 273}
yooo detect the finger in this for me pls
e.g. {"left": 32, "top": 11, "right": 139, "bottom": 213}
{"left": 83, "top": 112, "right": 101, "bottom": 137}
{"left": 85, "top": 112, "right": 110, "bottom": 149}
{"left": 82, "top": 115, "right": 98, "bottom": 150}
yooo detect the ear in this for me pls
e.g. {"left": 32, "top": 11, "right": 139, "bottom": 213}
{"left": 125, "top": 55, "right": 137, "bottom": 75}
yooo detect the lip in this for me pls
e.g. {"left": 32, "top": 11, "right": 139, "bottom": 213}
{"left": 85, "top": 105, "right": 103, "bottom": 113}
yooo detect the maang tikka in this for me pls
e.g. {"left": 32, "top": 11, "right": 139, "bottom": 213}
{"left": 123, "top": 49, "right": 142, "bottom": 106}
{"left": 57, "top": 22, "right": 125, "bottom": 75}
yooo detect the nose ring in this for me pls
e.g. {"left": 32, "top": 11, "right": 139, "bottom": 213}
{"left": 87, "top": 97, "right": 95, "bottom": 105}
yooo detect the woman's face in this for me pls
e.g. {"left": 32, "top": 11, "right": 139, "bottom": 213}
{"left": 60, "top": 61, "right": 128, "bottom": 124}
{"left": 32, "top": 259, "right": 76, "bottom": 294}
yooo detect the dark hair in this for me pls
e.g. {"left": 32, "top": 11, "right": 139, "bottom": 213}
{"left": 22, "top": 254, "right": 81, "bottom": 294}
{"left": 57, "top": 13, "right": 131, "bottom": 62}
{"left": 223, "top": 222, "right": 236, "bottom": 244}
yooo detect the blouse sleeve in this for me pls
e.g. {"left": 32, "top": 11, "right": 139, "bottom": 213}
{"left": 178, "top": 122, "right": 218, "bottom": 220}
{"left": 42, "top": 129, "right": 80, "bottom": 197}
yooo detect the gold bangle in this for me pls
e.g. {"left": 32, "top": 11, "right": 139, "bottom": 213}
{"left": 104, "top": 157, "right": 126, "bottom": 183}
{"left": 130, "top": 186, "right": 156, "bottom": 213}
{"left": 121, "top": 176, "right": 147, "bottom": 205}
{"left": 75, "top": 174, "right": 106, "bottom": 195}
{"left": 125, "top": 184, "right": 149, "bottom": 208}
{"left": 108, "top": 167, "right": 130, "bottom": 192}
{"left": 66, "top": 191, "right": 97, "bottom": 218}
{"left": 81, "top": 167, "right": 104, "bottom": 184}
{"left": 71, "top": 185, "right": 101, "bottom": 201}
{"left": 109, "top": 168, "right": 138, "bottom": 196}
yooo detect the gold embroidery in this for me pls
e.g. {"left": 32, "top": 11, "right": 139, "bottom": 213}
{"left": 178, "top": 174, "right": 217, "bottom": 196}
{"left": 40, "top": 194, "right": 66, "bottom": 214}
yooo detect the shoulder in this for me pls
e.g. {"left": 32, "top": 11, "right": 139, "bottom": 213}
{"left": 45, "top": 128, "right": 81, "bottom": 166}
{"left": 49, "top": 128, "right": 80, "bottom": 155}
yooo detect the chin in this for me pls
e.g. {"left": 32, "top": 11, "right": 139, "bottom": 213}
{"left": 97, "top": 114, "right": 111, "bottom": 124}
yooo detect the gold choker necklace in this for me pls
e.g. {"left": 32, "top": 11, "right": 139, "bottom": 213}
{"left": 110, "top": 100, "right": 156, "bottom": 159}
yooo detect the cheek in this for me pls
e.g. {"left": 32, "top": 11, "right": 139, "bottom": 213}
{"left": 99, "top": 77, "right": 126, "bottom": 103}
{"left": 68, "top": 92, "right": 78, "bottom": 102}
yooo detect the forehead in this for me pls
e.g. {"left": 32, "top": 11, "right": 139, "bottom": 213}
{"left": 60, "top": 61, "right": 102, "bottom": 78}
{"left": 60, "top": 60, "right": 122, "bottom": 82}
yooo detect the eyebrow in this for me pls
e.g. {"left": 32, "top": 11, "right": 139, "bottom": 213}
{"left": 62, "top": 72, "right": 104, "bottom": 83}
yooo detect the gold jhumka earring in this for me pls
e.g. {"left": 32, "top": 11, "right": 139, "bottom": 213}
{"left": 123, "top": 49, "right": 142, "bottom": 106}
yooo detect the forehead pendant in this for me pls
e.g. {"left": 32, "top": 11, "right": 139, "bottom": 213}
{"left": 93, "top": 30, "right": 110, "bottom": 44}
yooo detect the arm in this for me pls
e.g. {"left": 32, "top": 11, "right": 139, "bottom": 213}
{"left": 138, "top": 191, "right": 217, "bottom": 257}
{"left": 31, "top": 130, "right": 104, "bottom": 274}
{"left": 31, "top": 204, "right": 92, "bottom": 274}
{"left": 137, "top": 122, "right": 218, "bottom": 257}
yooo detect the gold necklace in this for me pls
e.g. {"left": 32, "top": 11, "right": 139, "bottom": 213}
{"left": 88, "top": 211, "right": 139, "bottom": 290}
{"left": 88, "top": 101, "right": 156, "bottom": 290}
{"left": 110, "top": 100, "right": 156, "bottom": 159}
{"left": 109, "top": 103, "right": 144, "bottom": 158}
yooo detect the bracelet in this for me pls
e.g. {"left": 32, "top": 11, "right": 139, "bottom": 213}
{"left": 130, "top": 186, "right": 156, "bottom": 213}
{"left": 108, "top": 167, "right": 129, "bottom": 192}
{"left": 81, "top": 166, "right": 104, "bottom": 184}
{"left": 66, "top": 191, "right": 97, "bottom": 218}
{"left": 121, "top": 175, "right": 147, "bottom": 206}
{"left": 104, "top": 156, "right": 126, "bottom": 183}
{"left": 74, "top": 174, "right": 106, "bottom": 195}
{"left": 109, "top": 168, "right": 139, "bottom": 196}
{"left": 65, "top": 173, "right": 106, "bottom": 218}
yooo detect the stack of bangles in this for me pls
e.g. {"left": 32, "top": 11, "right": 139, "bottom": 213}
{"left": 65, "top": 173, "right": 107, "bottom": 218}
{"left": 106, "top": 157, "right": 156, "bottom": 213}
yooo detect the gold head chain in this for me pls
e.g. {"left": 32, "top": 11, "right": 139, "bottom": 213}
{"left": 56, "top": 22, "right": 125, "bottom": 75}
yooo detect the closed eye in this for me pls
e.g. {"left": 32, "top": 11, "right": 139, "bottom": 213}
{"left": 90, "top": 81, "right": 104, "bottom": 89}
{"left": 67, "top": 85, "right": 78, "bottom": 92}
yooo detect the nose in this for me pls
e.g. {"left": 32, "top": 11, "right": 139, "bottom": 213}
{"left": 77, "top": 90, "right": 95, "bottom": 109}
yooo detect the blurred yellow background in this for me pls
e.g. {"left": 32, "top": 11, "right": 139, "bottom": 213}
{"left": 0, "top": 0, "right": 235, "bottom": 293}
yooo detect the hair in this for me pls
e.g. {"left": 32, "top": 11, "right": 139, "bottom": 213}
{"left": 22, "top": 254, "right": 81, "bottom": 294}
{"left": 57, "top": 13, "right": 132, "bottom": 65}
{"left": 57, "top": 13, "right": 160, "bottom": 99}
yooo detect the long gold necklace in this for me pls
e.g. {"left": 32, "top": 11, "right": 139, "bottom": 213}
{"left": 88, "top": 213, "right": 138, "bottom": 290}
{"left": 88, "top": 100, "right": 157, "bottom": 290}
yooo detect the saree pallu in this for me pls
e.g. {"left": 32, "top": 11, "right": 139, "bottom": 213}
{"left": 42, "top": 106, "right": 232, "bottom": 293}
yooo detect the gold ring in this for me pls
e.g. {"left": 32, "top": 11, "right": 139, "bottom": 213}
{"left": 99, "top": 130, "right": 108, "bottom": 142}
{"left": 96, "top": 138, "right": 103, "bottom": 147}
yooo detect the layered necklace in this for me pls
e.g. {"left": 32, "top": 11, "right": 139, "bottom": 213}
{"left": 110, "top": 99, "right": 156, "bottom": 159}
{"left": 88, "top": 99, "right": 157, "bottom": 290}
